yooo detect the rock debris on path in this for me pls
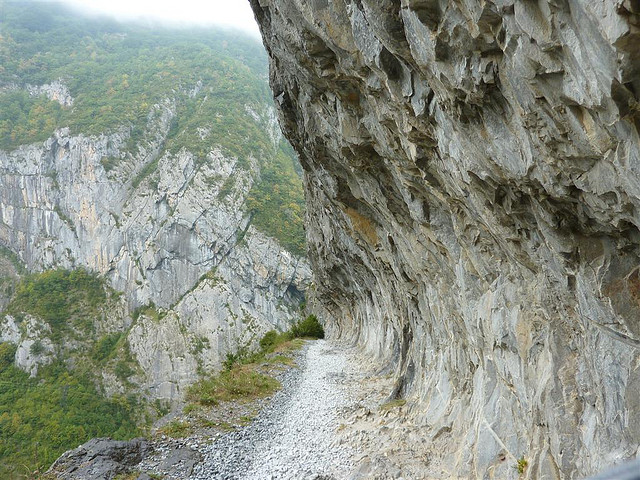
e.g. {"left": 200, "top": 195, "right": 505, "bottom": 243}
{"left": 47, "top": 340, "right": 421, "bottom": 480}
{"left": 191, "top": 340, "right": 356, "bottom": 479}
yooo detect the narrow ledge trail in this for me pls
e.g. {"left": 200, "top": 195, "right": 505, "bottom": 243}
{"left": 192, "top": 340, "right": 358, "bottom": 480}
{"left": 138, "top": 339, "right": 430, "bottom": 480}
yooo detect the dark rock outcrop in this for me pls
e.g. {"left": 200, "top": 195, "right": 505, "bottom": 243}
{"left": 46, "top": 437, "right": 150, "bottom": 479}
{"left": 249, "top": 0, "right": 640, "bottom": 478}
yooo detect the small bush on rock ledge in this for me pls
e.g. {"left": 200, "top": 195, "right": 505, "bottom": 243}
{"left": 291, "top": 314, "right": 325, "bottom": 339}
{"left": 259, "top": 315, "right": 324, "bottom": 354}
{"left": 259, "top": 330, "right": 280, "bottom": 351}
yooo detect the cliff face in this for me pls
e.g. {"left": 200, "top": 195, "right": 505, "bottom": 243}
{"left": 250, "top": 0, "right": 640, "bottom": 477}
{"left": 0, "top": 96, "right": 310, "bottom": 399}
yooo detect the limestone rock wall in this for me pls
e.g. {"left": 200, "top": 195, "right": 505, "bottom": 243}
{"left": 249, "top": 0, "right": 640, "bottom": 477}
{"left": 0, "top": 99, "right": 310, "bottom": 400}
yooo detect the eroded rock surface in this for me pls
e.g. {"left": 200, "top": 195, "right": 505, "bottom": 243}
{"left": 249, "top": 0, "right": 640, "bottom": 478}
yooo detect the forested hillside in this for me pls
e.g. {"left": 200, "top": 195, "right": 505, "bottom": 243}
{"left": 0, "top": 1, "right": 305, "bottom": 254}
{"left": 0, "top": 269, "right": 140, "bottom": 476}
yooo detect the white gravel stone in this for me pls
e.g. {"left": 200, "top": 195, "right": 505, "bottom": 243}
{"left": 191, "top": 340, "right": 356, "bottom": 479}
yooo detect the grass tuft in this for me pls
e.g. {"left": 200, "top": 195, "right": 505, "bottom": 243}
{"left": 265, "top": 354, "right": 296, "bottom": 366}
{"left": 187, "top": 366, "right": 280, "bottom": 406}
{"left": 516, "top": 456, "right": 528, "bottom": 474}
{"left": 159, "top": 420, "right": 191, "bottom": 438}
{"left": 380, "top": 399, "right": 407, "bottom": 411}
{"left": 273, "top": 338, "right": 306, "bottom": 353}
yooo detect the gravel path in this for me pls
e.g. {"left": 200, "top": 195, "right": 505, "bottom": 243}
{"left": 191, "top": 340, "right": 356, "bottom": 479}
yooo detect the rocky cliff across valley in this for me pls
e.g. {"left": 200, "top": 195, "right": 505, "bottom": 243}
{"left": 250, "top": 0, "right": 640, "bottom": 478}
{"left": 0, "top": 100, "right": 310, "bottom": 400}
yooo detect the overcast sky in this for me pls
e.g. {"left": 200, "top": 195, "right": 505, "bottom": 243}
{"left": 59, "top": 0, "right": 261, "bottom": 36}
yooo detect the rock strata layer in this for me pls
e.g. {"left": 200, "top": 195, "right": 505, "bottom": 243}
{"left": 249, "top": 0, "right": 640, "bottom": 478}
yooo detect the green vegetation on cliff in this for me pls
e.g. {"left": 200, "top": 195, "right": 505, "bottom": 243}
{"left": 0, "top": 0, "right": 306, "bottom": 254}
{"left": 0, "top": 1, "right": 268, "bottom": 149}
{"left": 0, "top": 270, "right": 141, "bottom": 478}
{"left": 0, "top": 344, "right": 139, "bottom": 479}
{"left": 6, "top": 269, "right": 107, "bottom": 340}
{"left": 247, "top": 144, "right": 307, "bottom": 256}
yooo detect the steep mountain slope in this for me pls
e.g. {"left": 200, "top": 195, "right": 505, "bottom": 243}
{"left": 250, "top": 0, "right": 640, "bottom": 478}
{"left": 0, "top": 2, "right": 309, "bottom": 476}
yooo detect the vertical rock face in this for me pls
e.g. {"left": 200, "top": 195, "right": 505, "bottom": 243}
{"left": 0, "top": 103, "right": 310, "bottom": 399}
{"left": 250, "top": 0, "right": 640, "bottom": 477}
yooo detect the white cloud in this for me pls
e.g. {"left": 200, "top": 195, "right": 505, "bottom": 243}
{"left": 60, "top": 0, "right": 261, "bottom": 36}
